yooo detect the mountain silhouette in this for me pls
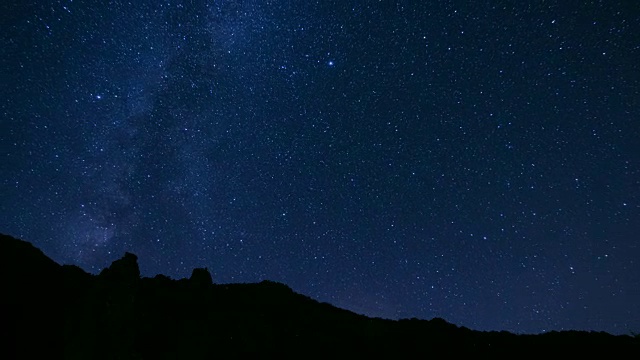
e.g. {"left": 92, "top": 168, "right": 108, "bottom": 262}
{"left": 1, "top": 233, "right": 637, "bottom": 358}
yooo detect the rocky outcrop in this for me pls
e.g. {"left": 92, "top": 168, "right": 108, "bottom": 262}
{"left": 190, "top": 267, "right": 213, "bottom": 287}
{"left": 98, "top": 252, "right": 140, "bottom": 283}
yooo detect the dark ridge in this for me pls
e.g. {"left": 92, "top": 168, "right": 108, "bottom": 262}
{"left": 1, "top": 233, "right": 637, "bottom": 358}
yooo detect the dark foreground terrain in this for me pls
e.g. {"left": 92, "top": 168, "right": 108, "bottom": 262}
{"left": 1, "top": 234, "right": 637, "bottom": 358}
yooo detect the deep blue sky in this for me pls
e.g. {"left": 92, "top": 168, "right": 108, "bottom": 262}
{"left": 2, "top": 1, "right": 639, "bottom": 335}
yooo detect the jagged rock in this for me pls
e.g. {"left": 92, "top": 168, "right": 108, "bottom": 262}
{"left": 99, "top": 252, "right": 140, "bottom": 283}
{"left": 190, "top": 267, "right": 212, "bottom": 287}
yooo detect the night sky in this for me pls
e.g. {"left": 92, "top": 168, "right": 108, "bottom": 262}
{"left": 2, "top": 1, "right": 639, "bottom": 335}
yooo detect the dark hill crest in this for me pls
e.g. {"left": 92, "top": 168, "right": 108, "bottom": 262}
{"left": 0, "top": 233, "right": 638, "bottom": 358}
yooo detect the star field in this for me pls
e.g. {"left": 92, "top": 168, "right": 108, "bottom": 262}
{"left": 1, "top": 1, "right": 639, "bottom": 335}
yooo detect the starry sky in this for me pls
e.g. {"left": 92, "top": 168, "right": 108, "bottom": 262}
{"left": 2, "top": 0, "right": 639, "bottom": 335}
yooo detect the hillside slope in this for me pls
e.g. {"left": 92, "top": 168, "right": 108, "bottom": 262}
{"left": 1, "top": 233, "right": 637, "bottom": 358}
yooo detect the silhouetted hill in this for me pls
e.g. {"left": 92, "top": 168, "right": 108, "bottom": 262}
{"left": 1, "top": 234, "right": 638, "bottom": 358}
